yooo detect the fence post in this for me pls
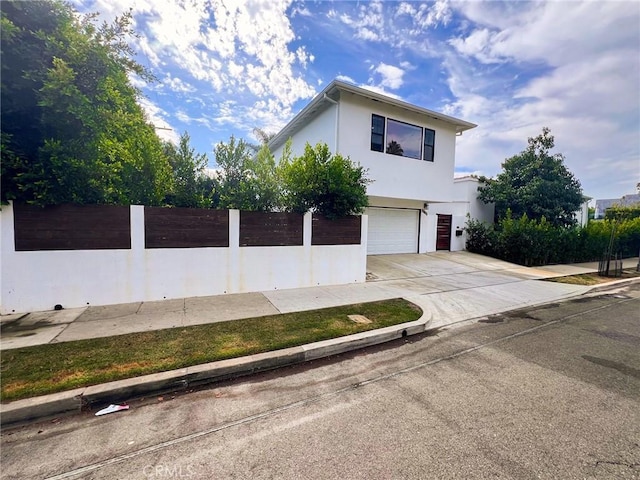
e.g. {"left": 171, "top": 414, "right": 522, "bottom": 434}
{"left": 228, "top": 209, "right": 240, "bottom": 294}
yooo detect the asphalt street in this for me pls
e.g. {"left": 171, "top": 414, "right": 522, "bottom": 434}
{"left": 2, "top": 282, "right": 639, "bottom": 480}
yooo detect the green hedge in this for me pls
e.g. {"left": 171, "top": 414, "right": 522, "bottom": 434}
{"left": 466, "top": 213, "right": 640, "bottom": 266}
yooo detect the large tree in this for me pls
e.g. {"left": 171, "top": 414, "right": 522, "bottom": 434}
{"left": 213, "top": 136, "right": 282, "bottom": 211}
{"left": 163, "top": 132, "right": 213, "bottom": 208}
{"left": 279, "top": 142, "right": 370, "bottom": 219}
{"left": 478, "top": 127, "right": 583, "bottom": 228}
{"left": 1, "top": 0, "right": 172, "bottom": 206}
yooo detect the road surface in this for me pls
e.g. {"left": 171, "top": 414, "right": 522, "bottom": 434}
{"left": 2, "top": 282, "right": 639, "bottom": 479}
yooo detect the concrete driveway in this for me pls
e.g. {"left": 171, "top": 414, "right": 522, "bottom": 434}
{"left": 366, "top": 251, "right": 562, "bottom": 282}
{"left": 363, "top": 251, "right": 597, "bottom": 329}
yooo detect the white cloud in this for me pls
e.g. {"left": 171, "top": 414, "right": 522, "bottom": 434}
{"left": 138, "top": 97, "right": 179, "bottom": 144}
{"left": 175, "top": 110, "right": 192, "bottom": 124}
{"left": 374, "top": 63, "right": 405, "bottom": 89}
{"left": 395, "top": 2, "right": 416, "bottom": 17}
{"left": 414, "top": 0, "right": 451, "bottom": 29}
{"left": 74, "top": 0, "right": 316, "bottom": 135}
{"left": 448, "top": 28, "right": 501, "bottom": 64}
{"left": 446, "top": 1, "right": 640, "bottom": 199}
{"left": 329, "top": 0, "right": 451, "bottom": 57}
{"left": 451, "top": 1, "right": 639, "bottom": 67}
{"left": 337, "top": 1, "right": 386, "bottom": 43}
{"left": 359, "top": 85, "right": 402, "bottom": 101}
{"left": 336, "top": 75, "right": 356, "bottom": 84}
{"left": 291, "top": 4, "right": 311, "bottom": 17}
{"left": 162, "top": 74, "right": 196, "bottom": 93}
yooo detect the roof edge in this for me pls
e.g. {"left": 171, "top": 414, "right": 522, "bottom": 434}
{"left": 269, "top": 79, "right": 477, "bottom": 152}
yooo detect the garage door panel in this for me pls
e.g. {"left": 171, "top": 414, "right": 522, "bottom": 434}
{"left": 367, "top": 208, "right": 419, "bottom": 255}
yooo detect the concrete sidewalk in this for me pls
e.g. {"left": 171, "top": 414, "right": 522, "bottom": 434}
{"left": 2, "top": 252, "right": 639, "bottom": 426}
{"left": 2, "top": 252, "right": 637, "bottom": 350}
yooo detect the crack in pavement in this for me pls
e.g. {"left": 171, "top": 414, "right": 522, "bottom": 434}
{"left": 43, "top": 296, "right": 638, "bottom": 480}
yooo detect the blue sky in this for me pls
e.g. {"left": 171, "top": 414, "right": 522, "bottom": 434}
{"left": 72, "top": 0, "right": 640, "bottom": 201}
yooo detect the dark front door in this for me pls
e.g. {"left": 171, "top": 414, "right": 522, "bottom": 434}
{"left": 436, "top": 214, "right": 452, "bottom": 251}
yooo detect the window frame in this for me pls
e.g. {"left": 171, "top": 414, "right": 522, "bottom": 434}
{"left": 423, "top": 127, "right": 435, "bottom": 162}
{"left": 385, "top": 118, "right": 423, "bottom": 160}
{"left": 370, "top": 114, "right": 385, "bottom": 153}
{"left": 370, "top": 114, "right": 436, "bottom": 162}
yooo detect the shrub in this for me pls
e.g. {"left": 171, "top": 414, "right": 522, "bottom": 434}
{"left": 466, "top": 214, "right": 640, "bottom": 266}
{"left": 604, "top": 204, "right": 640, "bottom": 221}
{"left": 464, "top": 217, "right": 497, "bottom": 256}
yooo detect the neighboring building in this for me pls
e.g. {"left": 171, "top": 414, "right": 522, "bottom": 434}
{"left": 595, "top": 194, "right": 640, "bottom": 219}
{"left": 269, "top": 80, "right": 490, "bottom": 255}
{"left": 574, "top": 196, "right": 591, "bottom": 227}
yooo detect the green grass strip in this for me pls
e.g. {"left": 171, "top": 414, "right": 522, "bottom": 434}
{"left": 0, "top": 299, "right": 421, "bottom": 402}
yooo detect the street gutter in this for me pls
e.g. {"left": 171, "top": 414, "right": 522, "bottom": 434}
{"left": 2, "top": 276, "right": 638, "bottom": 428}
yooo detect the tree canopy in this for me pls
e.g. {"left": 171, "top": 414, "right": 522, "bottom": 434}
{"left": 279, "top": 142, "right": 370, "bottom": 219}
{"left": 162, "top": 133, "right": 213, "bottom": 208}
{"left": 1, "top": 0, "right": 369, "bottom": 217}
{"left": 211, "top": 138, "right": 370, "bottom": 218}
{"left": 212, "top": 135, "right": 281, "bottom": 212}
{"left": 1, "top": 0, "right": 172, "bottom": 206}
{"left": 478, "top": 127, "right": 583, "bottom": 228}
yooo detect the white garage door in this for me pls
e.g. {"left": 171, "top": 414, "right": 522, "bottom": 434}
{"left": 366, "top": 208, "right": 419, "bottom": 254}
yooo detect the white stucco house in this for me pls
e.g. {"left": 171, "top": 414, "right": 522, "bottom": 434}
{"left": 269, "top": 80, "right": 493, "bottom": 255}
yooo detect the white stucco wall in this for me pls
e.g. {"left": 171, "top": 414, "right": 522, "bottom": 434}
{"left": 272, "top": 103, "right": 337, "bottom": 159}
{"left": 337, "top": 93, "right": 458, "bottom": 203}
{"left": 272, "top": 92, "right": 460, "bottom": 203}
{"left": 0, "top": 204, "right": 367, "bottom": 314}
{"left": 453, "top": 177, "right": 495, "bottom": 224}
{"left": 426, "top": 203, "right": 468, "bottom": 253}
{"left": 574, "top": 200, "right": 589, "bottom": 227}
{"left": 366, "top": 196, "right": 468, "bottom": 254}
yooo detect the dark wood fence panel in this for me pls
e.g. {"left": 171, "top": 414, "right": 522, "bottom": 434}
{"left": 14, "top": 204, "right": 131, "bottom": 251}
{"left": 312, "top": 214, "right": 362, "bottom": 245}
{"left": 240, "top": 211, "right": 303, "bottom": 246}
{"left": 145, "top": 207, "right": 229, "bottom": 248}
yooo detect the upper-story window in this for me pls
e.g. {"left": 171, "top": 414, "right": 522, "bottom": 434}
{"left": 423, "top": 128, "right": 435, "bottom": 162}
{"left": 386, "top": 119, "right": 422, "bottom": 160}
{"left": 370, "top": 114, "right": 435, "bottom": 161}
{"left": 371, "top": 114, "right": 385, "bottom": 152}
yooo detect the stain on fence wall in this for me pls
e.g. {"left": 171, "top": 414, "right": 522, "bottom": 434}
{"left": 145, "top": 207, "right": 229, "bottom": 248}
{"left": 240, "top": 211, "right": 303, "bottom": 246}
{"left": 13, "top": 204, "right": 131, "bottom": 251}
{"left": 312, "top": 215, "right": 362, "bottom": 245}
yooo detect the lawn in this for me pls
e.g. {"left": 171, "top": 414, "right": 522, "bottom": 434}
{"left": 545, "top": 268, "right": 640, "bottom": 286}
{"left": 0, "top": 299, "right": 422, "bottom": 402}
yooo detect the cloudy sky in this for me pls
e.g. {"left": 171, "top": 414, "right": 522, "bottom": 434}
{"left": 72, "top": 0, "right": 640, "bottom": 201}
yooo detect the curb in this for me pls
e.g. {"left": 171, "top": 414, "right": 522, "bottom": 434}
{"left": 0, "top": 313, "right": 429, "bottom": 427}
{"left": 582, "top": 276, "right": 640, "bottom": 294}
{"left": 4, "top": 277, "right": 638, "bottom": 427}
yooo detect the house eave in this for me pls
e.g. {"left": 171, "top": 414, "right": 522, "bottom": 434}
{"left": 268, "top": 79, "right": 477, "bottom": 153}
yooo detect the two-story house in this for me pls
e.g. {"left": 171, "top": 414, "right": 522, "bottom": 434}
{"left": 269, "top": 80, "right": 492, "bottom": 254}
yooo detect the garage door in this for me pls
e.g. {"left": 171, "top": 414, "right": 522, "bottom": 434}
{"left": 366, "top": 208, "right": 419, "bottom": 254}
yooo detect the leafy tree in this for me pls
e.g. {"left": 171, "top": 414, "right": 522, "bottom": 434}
{"left": 245, "top": 144, "right": 283, "bottom": 211}
{"left": 247, "top": 127, "right": 276, "bottom": 153}
{"left": 1, "top": 0, "right": 172, "bottom": 206}
{"left": 213, "top": 136, "right": 281, "bottom": 211}
{"left": 163, "top": 132, "right": 213, "bottom": 208}
{"left": 280, "top": 142, "right": 370, "bottom": 219}
{"left": 386, "top": 140, "right": 404, "bottom": 156}
{"left": 478, "top": 127, "right": 583, "bottom": 228}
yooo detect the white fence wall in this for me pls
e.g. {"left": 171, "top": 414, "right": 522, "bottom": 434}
{"left": 0, "top": 204, "right": 368, "bottom": 314}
